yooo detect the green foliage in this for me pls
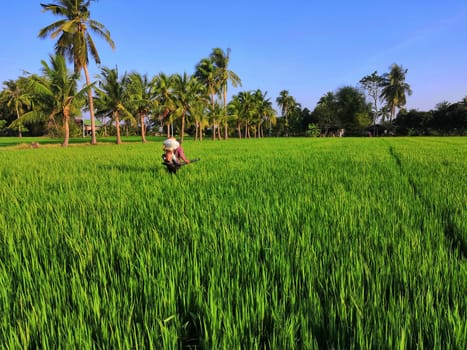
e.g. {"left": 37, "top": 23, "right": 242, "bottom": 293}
{"left": 306, "top": 123, "right": 320, "bottom": 137}
{"left": 0, "top": 137, "right": 465, "bottom": 348}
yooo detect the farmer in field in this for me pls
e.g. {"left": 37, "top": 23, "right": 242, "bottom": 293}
{"left": 162, "top": 137, "right": 196, "bottom": 174}
{"left": 163, "top": 137, "right": 190, "bottom": 164}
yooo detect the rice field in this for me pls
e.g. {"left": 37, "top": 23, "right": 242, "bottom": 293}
{"left": 0, "top": 137, "right": 466, "bottom": 349}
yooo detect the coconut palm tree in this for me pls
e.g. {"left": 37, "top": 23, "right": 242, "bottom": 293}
{"left": 276, "top": 90, "right": 296, "bottom": 136}
{"left": 210, "top": 48, "right": 242, "bottom": 139}
{"left": 94, "top": 66, "right": 132, "bottom": 144}
{"left": 172, "top": 73, "right": 207, "bottom": 142}
{"left": 127, "top": 72, "right": 155, "bottom": 143}
{"left": 194, "top": 58, "right": 218, "bottom": 108}
{"left": 380, "top": 64, "right": 412, "bottom": 123}
{"left": 236, "top": 91, "right": 256, "bottom": 138}
{"left": 39, "top": 0, "right": 115, "bottom": 145}
{"left": 194, "top": 57, "right": 220, "bottom": 140}
{"left": 152, "top": 73, "right": 176, "bottom": 137}
{"left": 27, "top": 54, "right": 87, "bottom": 146}
{"left": 0, "top": 78, "right": 32, "bottom": 137}
{"left": 191, "top": 100, "right": 209, "bottom": 141}
{"left": 253, "top": 89, "right": 276, "bottom": 137}
{"left": 227, "top": 96, "right": 242, "bottom": 138}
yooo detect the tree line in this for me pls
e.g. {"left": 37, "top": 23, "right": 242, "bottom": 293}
{"left": 0, "top": 1, "right": 465, "bottom": 145}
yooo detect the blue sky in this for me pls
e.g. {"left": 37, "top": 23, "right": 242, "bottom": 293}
{"left": 1, "top": 0, "right": 467, "bottom": 112}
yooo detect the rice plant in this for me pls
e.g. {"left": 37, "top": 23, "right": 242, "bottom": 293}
{"left": 0, "top": 137, "right": 465, "bottom": 349}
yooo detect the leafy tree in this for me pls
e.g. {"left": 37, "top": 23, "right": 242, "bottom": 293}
{"left": 394, "top": 109, "right": 432, "bottom": 135}
{"left": 26, "top": 54, "right": 87, "bottom": 145}
{"left": 152, "top": 73, "right": 176, "bottom": 137}
{"left": 0, "top": 78, "right": 33, "bottom": 137}
{"left": 172, "top": 73, "right": 207, "bottom": 142}
{"left": 431, "top": 99, "right": 467, "bottom": 135}
{"left": 194, "top": 58, "right": 221, "bottom": 140}
{"left": 253, "top": 89, "right": 276, "bottom": 137}
{"left": 231, "top": 91, "right": 256, "bottom": 138}
{"left": 94, "top": 66, "right": 132, "bottom": 144}
{"left": 381, "top": 64, "right": 412, "bottom": 123}
{"left": 306, "top": 123, "right": 321, "bottom": 137}
{"left": 313, "top": 92, "right": 338, "bottom": 136}
{"left": 210, "top": 48, "right": 242, "bottom": 139}
{"left": 335, "top": 86, "right": 371, "bottom": 134}
{"left": 276, "top": 90, "right": 297, "bottom": 136}
{"left": 194, "top": 58, "right": 218, "bottom": 107}
{"left": 127, "top": 72, "right": 155, "bottom": 143}
{"left": 360, "top": 71, "right": 384, "bottom": 134}
{"left": 39, "top": 0, "right": 115, "bottom": 145}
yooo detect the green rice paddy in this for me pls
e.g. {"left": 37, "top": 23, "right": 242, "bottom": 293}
{"left": 0, "top": 137, "right": 465, "bottom": 349}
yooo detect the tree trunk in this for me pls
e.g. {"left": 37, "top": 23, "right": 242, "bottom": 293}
{"left": 223, "top": 88, "right": 228, "bottom": 139}
{"left": 180, "top": 109, "right": 186, "bottom": 142}
{"left": 115, "top": 113, "right": 121, "bottom": 144}
{"left": 15, "top": 108, "right": 22, "bottom": 138}
{"left": 83, "top": 64, "right": 97, "bottom": 145}
{"left": 140, "top": 113, "right": 146, "bottom": 143}
{"left": 62, "top": 110, "right": 70, "bottom": 147}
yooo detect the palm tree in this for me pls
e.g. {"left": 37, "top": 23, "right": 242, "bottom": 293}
{"left": 380, "top": 64, "right": 412, "bottom": 123}
{"left": 194, "top": 58, "right": 217, "bottom": 108}
{"left": 94, "top": 66, "right": 132, "bottom": 144}
{"left": 39, "top": 0, "right": 115, "bottom": 145}
{"left": 276, "top": 90, "right": 296, "bottom": 136}
{"left": 253, "top": 90, "right": 276, "bottom": 137}
{"left": 191, "top": 100, "right": 209, "bottom": 141}
{"left": 194, "top": 57, "right": 220, "bottom": 140}
{"left": 172, "top": 73, "right": 207, "bottom": 142}
{"left": 0, "top": 78, "right": 32, "bottom": 137}
{"left": 127, "top": 72, "right": 155, "bottom": 143}
{"left": 27, "top": 54, "right": 87, "bottom": 146}
{"left": 210, "top": 48, "right": 242, "bottom": 139}
{"left": 152, "top": 73, "right": 176, "bottom": 137}
{"left": 236, "top": 91, "right": 256, "bottom": 138}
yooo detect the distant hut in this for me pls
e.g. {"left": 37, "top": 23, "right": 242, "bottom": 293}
{"left": 76, "top": 118, "right": 103, "bottom": 137}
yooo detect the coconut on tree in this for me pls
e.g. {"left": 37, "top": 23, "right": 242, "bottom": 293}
{"left": 39, "top": 0, "right": 115, "bottom": 145}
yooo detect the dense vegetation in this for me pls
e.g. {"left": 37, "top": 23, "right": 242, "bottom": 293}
{"left": 0, "top": 137, "right": 465, "bottom": 348}
{"left": 1, "top": 1, "right": 464, "bottom": 143}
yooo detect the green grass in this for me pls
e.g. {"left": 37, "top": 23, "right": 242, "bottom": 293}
{"left": 0, "top": 135, "right": 170, "bottom": 148}
{"left": 0, "top": 137, "right": 466, "bottom": 349}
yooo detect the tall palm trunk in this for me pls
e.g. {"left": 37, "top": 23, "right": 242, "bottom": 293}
{"left": 223, "top": 89, "right": 228, "bottom": 139}
{"left": 83, "top": 64, "right": 97, "bottom": 145}
{"left": 15, "top": 107, "right": 22, "bottom": 138}
{"left": 115, "top": 111, "right": 122, "bottom": 144}
{"left": 140, "top": 113, "right": 147, "bottom": 143}
{"left": 63, "top": 107, "right": 70, "bottom": 146}
{"left": 180, "top": 109, "right": 186, "bottom": 142}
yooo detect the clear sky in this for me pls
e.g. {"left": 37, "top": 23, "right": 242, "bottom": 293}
{"left": 1, "top": 0, "right": 466, "bottom": 112}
